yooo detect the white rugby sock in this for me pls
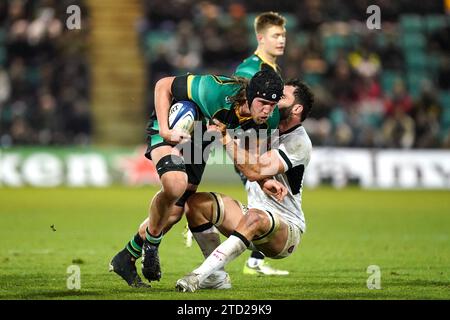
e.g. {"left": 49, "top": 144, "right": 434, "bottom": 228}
{"left": 192, "top": 225, "right": 221, "bottom": 259}
{"left": 193, "top": 234, "right": 248, "bottom": 283}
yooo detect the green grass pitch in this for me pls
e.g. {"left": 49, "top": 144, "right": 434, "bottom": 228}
{"left": 0, "top": 186, "right": 449, "bottom": 300}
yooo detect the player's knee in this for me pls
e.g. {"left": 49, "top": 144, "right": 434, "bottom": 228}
{"left": 245, "top": 209, "right": 266, "bottom": 233}
{"left": 185, "top": 193, "right": 203, "bottom": 218}
{"left": 156, "top": 154, "right": 187, "bottom": 201}
{"left": 160, "top": 172, "right": 188, "bottom": 202}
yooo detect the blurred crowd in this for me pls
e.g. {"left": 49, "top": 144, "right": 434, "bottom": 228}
{"left": 140, "top": 0, "right": 450, "bottom": 149}
{"left": 0, "top": 0, "right": 90, "bottom": 146}
{"left": 1, "top": 0, "right": 449, "bottom": 149}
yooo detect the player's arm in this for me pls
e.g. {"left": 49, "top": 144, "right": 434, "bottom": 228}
{"left": 154, "top": 76, "right": 191, "bottom": 143}
{"left": 227, "top": 141, "right": 285, "bottom": 182}
{"left": 154, "top": 76, "right": 174, "bottom": 137}
{"left": 209, "top": 119, "right": 288, "bottom": 200}
{"left": 226, "top": 136, "right": 287, "bottom": 200}
{"left": 211, "top": 119, "right": 285, "bottom": 181}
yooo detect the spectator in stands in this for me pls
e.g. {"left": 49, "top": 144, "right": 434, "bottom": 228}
{"left": 0, "top": 67, "right": 11, "bottom": 104}
{"left": 1, "top": 0, "right": 90, "bottom": 146}
{"left": 382, "top": 105, "right": 415, "bottom": 149}
{"left": 195, "top": 1, "right": 228, "bottom": 70}
{"left": 380, "top": 36, "right": 404, "bottom": 71}
{"left": 384, "top": 80, "right": 413, "bottom": 115}
{"left": 412, "top": 85, "right": 442, "bottom": 148}
{"left": 301, "top": 32, "right": 328, "bottom": 78}
{"left": 223, "top": 3, "right": 249, "bottom": 64}
{"left": 348, "top": 44, "right": 381, "bottom": 79}
{"left": 327, "top": 57, "right": 357, "bottom": 107}
{"left": 353, "top": 77, "right": 384, "bottom": 147}
{"left": 438, "top": 55, "right": 450, "bottom": 90}
{"left": 166, "top": 20, "right": 202, "bottom": 73}
{"left": 3, "top": 0, "right": 449, "bottom": 148}
{"left": 296, "top": 0, "right": 325, "bottom": 31}
{"left": 442, "top": 132, "right": 450, "bottom": 149}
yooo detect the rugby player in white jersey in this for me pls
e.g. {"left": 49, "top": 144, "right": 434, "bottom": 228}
{"left": 175, "top": 79, "right": 314, "bottom": 292}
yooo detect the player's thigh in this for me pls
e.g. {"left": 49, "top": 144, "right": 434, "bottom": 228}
{"left": 150, "top": 145, "right": 183, "bottom": 169}
{"left": 216, "top": 194, "right": 246, "bottom": 237}
{"left": 185, "top": 192, "right": 244, "bottom": 237}
{"left": 185, "top": 192, "right": 213, "bottom": 224}
{"left": 257, "top": 218, "right": 301, "bottom": 259}
{"left": 151, "top": 146, "right": 187, "bottom": 195}
{"left": 255, "top": 218, "right": 289, "bottom": 258}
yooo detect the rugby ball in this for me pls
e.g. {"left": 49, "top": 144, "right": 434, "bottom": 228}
{"left": 168, "top": 101, "right": 198, "bottom": 135}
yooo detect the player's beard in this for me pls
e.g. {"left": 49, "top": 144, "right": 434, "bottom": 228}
{"left": 279, "top": 105, "right": 293, "bottom": 121}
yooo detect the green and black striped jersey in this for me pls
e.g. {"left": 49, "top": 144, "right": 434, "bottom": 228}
{"left": 234, "top": 52, "right": 281, "bottom": 79}
{"left": 171, "top": 74, "right": 279, "bottom": 132}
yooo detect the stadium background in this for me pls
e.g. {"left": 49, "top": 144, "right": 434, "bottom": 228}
{"left": 0, "top": 0, "right": 450, "bottom": 300}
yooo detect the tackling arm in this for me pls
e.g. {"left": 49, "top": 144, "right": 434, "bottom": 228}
{"left": 209, "top": 119, "right": 288, "bottom": 200}
{"left": 219, "top": 127, "right": 285, "bottom": 182}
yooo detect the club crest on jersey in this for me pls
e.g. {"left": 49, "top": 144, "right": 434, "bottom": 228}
{"left": 225, "top": 96, "right": 231, "bottom": 104}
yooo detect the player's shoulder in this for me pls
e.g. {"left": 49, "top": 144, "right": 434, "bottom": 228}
{"left": 201, "top": 74, "right": 239, "bottom": 85}
{"left": 235, "top": 54, "right": 263, "bottom": 78}
{"left": 239, "top": 54, "right": 262, "bottom": 66}
{"left": 193, "top": 74, "right": 241, "bottom": 92}
{"left": 280, "top": 125, "right": 312, "bottom": 152}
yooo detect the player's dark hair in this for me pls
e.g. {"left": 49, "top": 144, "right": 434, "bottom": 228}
{"left": 285, "top": 79, "right": 314, "bottom": 121}
{"left": 229, "top": 76, "right": 249, "bottom": 108}
{"left": 254, "top": 12, "right": 286, "bottom": 34}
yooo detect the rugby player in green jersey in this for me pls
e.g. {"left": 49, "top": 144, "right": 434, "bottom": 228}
{"left": 235, "top": 12, "right": 285, "bottom": 79}
{"left": 109, "top": 69, "right": 284, "bottom": 287}
{"left": 236, "top": 12, "right": 291, "bottom": 276}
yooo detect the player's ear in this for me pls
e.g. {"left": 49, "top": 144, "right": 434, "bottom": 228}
{"left": 292, "top": 104, "right": 303, "bottom": 117}
{"left": 256, "top": 33, "right": 264, "bottom": 44}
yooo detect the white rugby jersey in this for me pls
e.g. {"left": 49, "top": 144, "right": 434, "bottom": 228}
{"left": 246, "top": 125, "right": 312, "bottom": 233}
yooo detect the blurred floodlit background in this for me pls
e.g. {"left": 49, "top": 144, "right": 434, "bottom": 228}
{"left": 0, "top": 0, "right": 449, "bottom": 187}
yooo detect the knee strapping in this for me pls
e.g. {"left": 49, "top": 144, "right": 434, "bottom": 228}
{"left": 209, "top": 192, "right": 225, "bottom": 227}
{"left": 156, "top": 154, "right": 185, "bottom": 178}
{"left": 251, "top": 210, "right": 280, "bottom": 246}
